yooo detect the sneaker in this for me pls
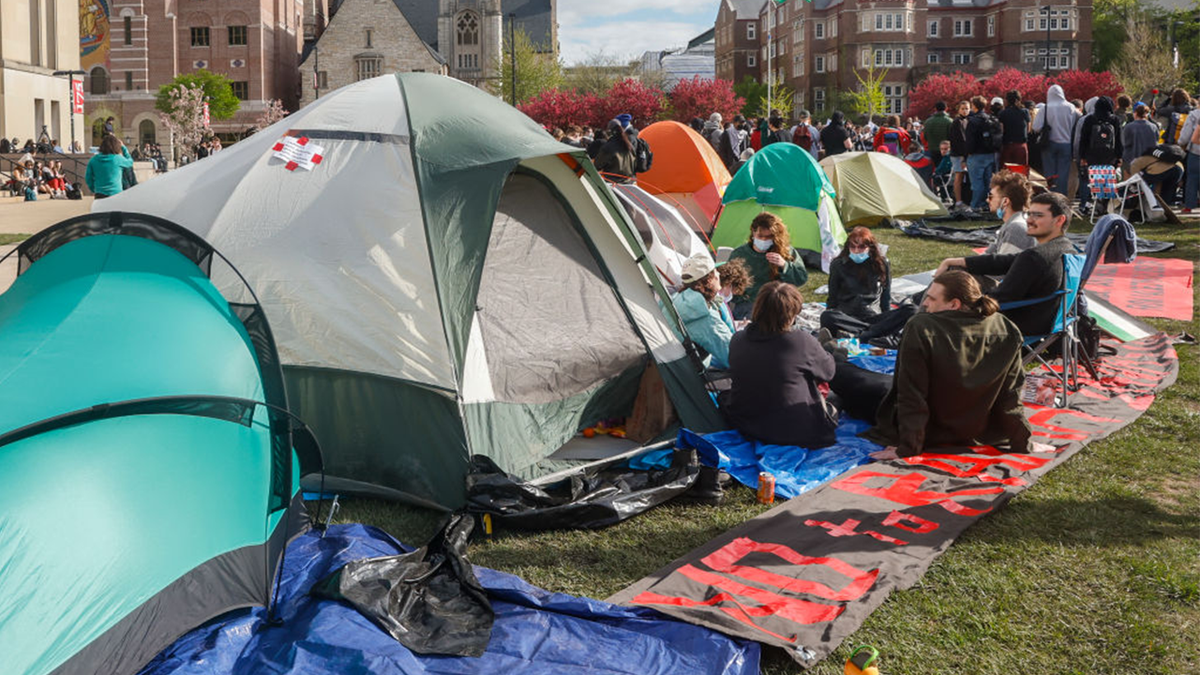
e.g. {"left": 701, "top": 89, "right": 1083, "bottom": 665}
{"left": 1182, "top": 208, "right": 1194, "bottom": 214}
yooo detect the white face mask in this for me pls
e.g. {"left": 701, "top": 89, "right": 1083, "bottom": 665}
{"left": 718, "top": 288, "right": 733, "bottom": 303}
{"left": 752, "top": 238, "right": 773, "bottom": 252}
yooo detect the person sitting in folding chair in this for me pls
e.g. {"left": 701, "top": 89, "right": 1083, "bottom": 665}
{"left": 863, "top": 271, "right": 1037, "bottom": 459}
{"left": 934, "top": 191, "right": 1076, "bottom": 338}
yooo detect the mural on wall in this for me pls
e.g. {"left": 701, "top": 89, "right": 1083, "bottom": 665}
{"left": 80, "top": 0, "right": 111, "bottom": 71}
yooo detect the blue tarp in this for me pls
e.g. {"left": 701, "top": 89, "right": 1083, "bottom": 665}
{"left": 140, "top": 524, "right": 760, "bottom": 675}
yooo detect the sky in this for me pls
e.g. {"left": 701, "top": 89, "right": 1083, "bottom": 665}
{"left": 557, "top": 0, "right": 718, "bottom": 65}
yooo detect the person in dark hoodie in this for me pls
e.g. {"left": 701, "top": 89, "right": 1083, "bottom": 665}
{"left": 1078, "top": 95, "right": 1123, "bottom": 169}
{"left": 592, "top": 119, "right": 636, "bottom": 182}
{"left": 819, "top": 111, "right": 853, "bottom": 157}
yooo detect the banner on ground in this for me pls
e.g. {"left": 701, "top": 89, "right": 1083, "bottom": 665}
{"left": 610, "top": 334, "right": 1178, "bottom": 667}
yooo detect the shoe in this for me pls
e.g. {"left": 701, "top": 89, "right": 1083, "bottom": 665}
{"left": 681, "top": 465, "right": 725, "bottom": 505}
{"left": 1182, "top": 208, "right": 1194, "bottom": 214}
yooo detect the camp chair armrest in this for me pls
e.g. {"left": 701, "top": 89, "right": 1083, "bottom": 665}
{"left": 998, "top": 289, "right": 1065, "bottom": 312}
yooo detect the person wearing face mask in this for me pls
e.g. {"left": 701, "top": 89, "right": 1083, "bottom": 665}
{"left": 672, "top": 255, "right": 751, "bottom": 370}
{"left": 726, "top": 212, "right": 808, "bottom": 319}
{"left": 983, "top": 171, "right": 1036, "bottom": 257}
{"left": 819, "top": 227, "right": 915, "bottom": 346}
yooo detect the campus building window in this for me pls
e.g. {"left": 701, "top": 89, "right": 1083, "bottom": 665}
{"left": 883, "top": 84, "right": 905, "bottom": 114}
{"left": 928, "top": 52, "right": 940, "bottom": 64}
{"left": 231, "top": 81, "right": 249, "bottom": 99}
{"left": 190, "top": 27, "right": 210, "bottom": 47}
{"left": 89, "top": 66, "right": 109, "bottom": 94}
{"left": 987, "top": 16, "right": 995, "bottom": 37}
{"left": 456, "top": 12, "right": 479, "bottom": 45}
{"left": 815, "top": 22, "right": 824, "bottom": 39}
{"left": 356, "top": 57, "right": 381, "bottom": 81}
{"left": 747, "top": 53, "right": 756, "bottom": 67}
{"left": 953, "top": 52, "right": 972, "bottom": 65}
{"left": 953, "top": 19, "right": 973, "bottom": 37}
{"left": 124, "top": 71, "right": 133, "bottom": 90}
{"left": 815, "top": 55, "right": 825, "bottom": 73}
{"left": 228, "top": 25, "right": 247, "bottom": 46}
{"left": 928, "top": 20, "right": 938, "bottom": 37}
{"left": 814, "top": 88, "right": 826, "bottom": 113}
{"left": 315, "top": 71, "right": 327, "bottom": 90}
{"left": 747, "top": 22, "right": 755, "bottom": 40}
{"left": 124, "top": 16, "right": 132, "bottom": 45}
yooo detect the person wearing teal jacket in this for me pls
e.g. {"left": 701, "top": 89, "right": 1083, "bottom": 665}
{"left": 726, "top": 211, "right": 808, "bottom": 319}
{"left": 85, "top": 134, "right": 134, "bottom": 198}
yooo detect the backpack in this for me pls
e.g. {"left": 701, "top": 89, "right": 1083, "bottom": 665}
{"left": 634, "top": 137, "right": 654, "bottom": 174}
{"left": 24, "top": 186, "right": 37, "bottom": 201}
{"left": 65, "top": 185, "right": 82, "bottom": 200}
{"left": 1150, "top": 143, "right": 1186, "bottom": 164}
{"left": 1167, "top": 112, "right": 1185, "bottom": 144}
{"left": 1088, "top": 118, "right": 1117, "bottom": 159}
{"left": 792, "top": 124, "right": 813, "bottom": 151}
{"left": 982, "top": 114, "right": 1004, "bottom": 152}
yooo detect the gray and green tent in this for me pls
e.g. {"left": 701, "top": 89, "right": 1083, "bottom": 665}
{"left": 96, "top": 73, "right": 723, "bottom": 509}
{"left": 0, "top": 213, "right": 306, "bottom": 675}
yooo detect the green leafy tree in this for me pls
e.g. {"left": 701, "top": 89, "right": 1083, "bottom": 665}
{"left": 733, "top": 76, "right": 767, "bottom": 116}
{"left": 155, "top": 69, "right": 239, "bottom": 120}
{"left": 757, "top": 85, "right": 795, "bottom": 120}
{"left": 1112, "top": 12, "right": 1185, "bottom": 99}
{"left": 843, "top": 64, "right": 888, "bottom": 121}
{"left": 1092, "top": 0, "right": 1140, "bottom": 72}
{"left": 495, "top": 26, "right": 563, "bottom": 105}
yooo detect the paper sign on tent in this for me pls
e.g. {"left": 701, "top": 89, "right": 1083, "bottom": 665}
{"left": 271, "top": 136, "right": 325, "bottom": 171}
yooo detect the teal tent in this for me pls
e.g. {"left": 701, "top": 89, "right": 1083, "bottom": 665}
{"left": 0, "top": 213, "right": 307, "bottom": 675}
{"left": 710, "top": 143, "right": 846, "bottom": 271}
{"left": 95, "top": 73, "right": 724, "bottom": 510}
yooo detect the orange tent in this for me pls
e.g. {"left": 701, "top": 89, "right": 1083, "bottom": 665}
{"left": 637, "top": 121, "right": 732, "bottom": 235}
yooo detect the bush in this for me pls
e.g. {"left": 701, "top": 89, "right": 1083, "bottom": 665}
{"left": 668, "top": 77, "right": 745, "bottom": 126}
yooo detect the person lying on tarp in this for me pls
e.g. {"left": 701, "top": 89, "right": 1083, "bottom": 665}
{"left": 932, "top": 191, "right": 1075, "bottom": 337}
{"left": 727, "top": 212, "right": 808, "bottom": 320}
{"left": 672, "top": 254, "right": 751, "bottom": 371}
{"left": 720, "top": 282, "right": 892, "bottom": 447}
{"left": 819, "top": 226, "right": 916, "bottom": 348}
{"left": 863, "top": 271, "right": 1032, "bottom": 459}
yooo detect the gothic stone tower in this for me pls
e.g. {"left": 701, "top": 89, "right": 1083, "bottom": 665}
{"left": 438, "top": 0, "right": 503, "bottom": 88}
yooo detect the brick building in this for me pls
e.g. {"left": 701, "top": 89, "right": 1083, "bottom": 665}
{"left": 714, "top": 0, "right": 762, "bottom": 85}
{"left": 81, "top": 0, "right": 303, "bottom": 150}
{"left": 718, "top": 0, "right": 1092, "bottom": 119}
{"left": 298, "top": 0, "right": 554, "bottom": 106}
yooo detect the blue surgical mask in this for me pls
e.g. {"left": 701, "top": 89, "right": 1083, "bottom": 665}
{"left": 849, "top": 251, "right": 870, "bottom": 264}
{"left": 752, "top": 238, "right": 773, "bottom": 252}
{"left": 996, "top": 206, "right": 1006, "bottom": 219}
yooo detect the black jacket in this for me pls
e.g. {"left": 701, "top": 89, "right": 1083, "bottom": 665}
{"left": 1078, "top": 96, "right": 1123, "bottom": 166}
{"left": 949, "top": 115, "right": 969, "bottom": 156}
{"left": 825, "top": 256, "right": 891, "bottom": 320}
{"left": 999, "top": 105, "right": 1030, "bottom": 144}
{"left": 724, "top": 325, "right": 838, "bottom": 448}
{"left": 964, "top": 234, "right": 1076, "bottom": 337}
{"left": 820, "top": 124, "right": 852, "bottom": 157}
{"left": 964, "top": 111, "right": 993, "bottom": 155}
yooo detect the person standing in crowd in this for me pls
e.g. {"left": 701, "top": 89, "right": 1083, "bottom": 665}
{"left": 863, "top": 271, "right": 1031, "bottom": 459}
{"left": 791, "top": 110, "right": 821, "bottom": 159}
{"left": 948, "top": 100, "right": 970, "bottom": 211}
{"left": 1178, "top": 107, "right": 1200, "bottom": 214}
{"left": 1115, "top": 95, "right": 1133, "bottom": 124}
{"left": 873, "top": 115, "right": 911, "bottom": 155}
{"left": 85, "top": 134, "right": 134, "bottom": 199}
{"left": 103, "top": 117, "right": 115, "bottom": 135}
{"left": 1122, "top": 104, "right": 1161, "bottom": 172}
{"left": 998, "top": 90, "right": 1031, "bottom": 167}
{"left": 1033, "top": 84, "right": 1080, "bottom": 196}
{"left": 935, "top": 191, "right": 1076, "bottom": 337}
{"left": 704, "top": 113, "right": 723, "bottom": 151}
{"left": 1158, "top": 89, "right": 1194, "bottom": 145}
{"left": 762, "top": 115, "right": 789, "bottom": 147}
{"left": 718, "top": 118, "right": 742, "bottom": 170}
{"left": 923, "top": 101, "right": 953, "bottom": 166}
{"left": 593, "top": 119, "right": 637, "bottom": 183}
{"left": 722, "top": 282, "right": 839, "bottom": 449}
{"left": 1077, "top": 96, "right": 1123, "bottom": 213}
{"left": 965, "top": 96, "right": 997, "bottom": 212}
{"left": 726, "top": 212, "right": 808, "bottom": 319}
{"left": 820, "top": 111, "right": 853, "bottom": 158}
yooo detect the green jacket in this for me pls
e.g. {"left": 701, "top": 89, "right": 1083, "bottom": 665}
{"left": 863, "top": 308, "right": 1030, "bottom": 457}
{"left": 923, "top": 111, "right": 954, "bottom": 150}
{"left": 727, "top": 243, "right": 809, "bottom": 308}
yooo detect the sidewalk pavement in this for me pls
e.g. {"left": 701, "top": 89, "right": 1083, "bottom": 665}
{"left": 0, "top": 196, "right": 94, "bottom": 235}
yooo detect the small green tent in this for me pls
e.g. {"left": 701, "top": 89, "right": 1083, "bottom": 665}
{"left": 96, "top": 73, "right": 724, "bottom": 510}
{"left": 710, "top": 143, "right": 846, "bottom": 271}
{"left": 0, "top": 213, "right": 306, "bottom": 675}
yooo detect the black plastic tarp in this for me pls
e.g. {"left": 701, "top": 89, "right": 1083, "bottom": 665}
{"left": 312, "top": 514, "right": 493, "bottom": 657}
{"left": 466, "top": 455, "right": 698, "bottom": 530}
{"left": 896, "top": 221, "right": 1175, "bottom": 253}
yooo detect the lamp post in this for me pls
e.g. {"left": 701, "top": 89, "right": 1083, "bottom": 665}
{"left": 52, "top": 69, "right": 86, "bottom": 152}
{"left": 1040, "top": 6, "right": 1052, "bottom": 76}
{"left": 508, "top": 13, "right": 517, "bottom": 106}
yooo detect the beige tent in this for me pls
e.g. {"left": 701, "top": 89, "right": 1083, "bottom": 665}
{"left": 819, "top": 151, "right": 948, "bottom": 226}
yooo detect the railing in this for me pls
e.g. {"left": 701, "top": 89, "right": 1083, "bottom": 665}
{"left": 1, "top": 152, "right": 93, "bottom": 195}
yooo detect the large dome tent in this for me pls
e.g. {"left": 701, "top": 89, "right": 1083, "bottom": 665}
{"left": 636, "top": 120, "right": 732, "bottom": 235}
{"left": 96, "top": 73, "right": 724, "bottom": 510}
{"left": 0, "top": 213, "right": 309, "bottom": 675}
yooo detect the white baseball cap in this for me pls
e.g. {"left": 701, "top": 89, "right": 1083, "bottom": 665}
{"left": 680, "top": 254, "right": 716, "bottom": 284}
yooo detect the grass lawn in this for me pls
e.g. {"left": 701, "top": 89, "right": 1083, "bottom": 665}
{"left": 325, "top": 216, "right": 1199, "bottom": 674}
{"left": 0, "top": 233, "right": 30, "bottom": 245}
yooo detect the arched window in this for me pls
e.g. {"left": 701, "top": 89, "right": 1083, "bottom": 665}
{"left": 89, "top": 66, "right": 109, "bottom": 95}
{"left": 139, "top": 119, "right": 157, "bottom": 145}
{"left": 456, "top": 12, "right": 479, "bottom": 46}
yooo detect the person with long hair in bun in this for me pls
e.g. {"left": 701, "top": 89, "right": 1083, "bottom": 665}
{"left": 726, "top": 212, "right": 808, "bottom": 319}
{"left": 820, "top": 226, "right": 916, "bottom": 345}
{"left": 863, "top": 270, "right": 1034, "bottom": 459}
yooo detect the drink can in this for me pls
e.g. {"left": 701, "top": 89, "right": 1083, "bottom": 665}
{"left": 756, "top": 472, "right": 776, "bottom": 504}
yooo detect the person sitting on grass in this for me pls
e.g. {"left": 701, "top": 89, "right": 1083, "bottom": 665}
{"left": 933, "top": 191, "right": 1075, "bottom": 337}
{"left": 863, "top": 271, "right": 1034, "bottom": 459}
{"left": 721, "top": 282, "right": 838, "bottom": 448}
{"left": 673, "top": 254, "right": 740, "bottom": 370}
{"left": 820, "top": 226, "right": 915, "bottom": 346}
{"left": 726, "top": 212, "right": 808, "bottom": 319}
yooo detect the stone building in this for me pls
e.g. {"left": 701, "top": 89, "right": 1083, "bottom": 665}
{"left": 80, "top": 0, "right": 304, "bottom": 149}
{"left": 298, "top": 0, "right": 554, "bottom": 106}
{"left": 1, "top": 0, "right": 86, "bottom": 148}
{"left": 719, "top": 0, "right": 1093, "bottom": 118}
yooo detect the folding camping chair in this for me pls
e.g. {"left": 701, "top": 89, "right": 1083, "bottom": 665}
{"left": 1000, "top": 253, "right": 1097, "bottom": 407}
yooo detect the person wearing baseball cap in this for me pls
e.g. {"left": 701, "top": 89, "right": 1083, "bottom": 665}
{"left": 673, "top": 253, "right": 736, "bottom": 370}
